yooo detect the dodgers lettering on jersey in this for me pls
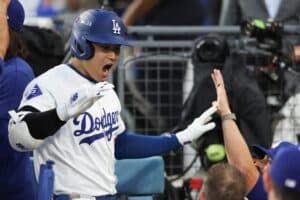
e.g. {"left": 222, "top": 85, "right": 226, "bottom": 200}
{"left": 73, "top": 108, "right": 119, "bottom": 145}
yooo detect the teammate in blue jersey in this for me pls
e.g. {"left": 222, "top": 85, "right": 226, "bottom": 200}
{"left": 7, "top": 8, "right": 217, "bottom": 200}
{"left": 0, "top": 0, "right": 36, "bottom": 199}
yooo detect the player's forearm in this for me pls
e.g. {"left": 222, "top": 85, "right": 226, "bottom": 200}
{"left": 222, "top": 119, "right": 259, "bottom": 191}
{"left": 122, "top": 0, "right": 160, "bottom": 26}
{"left": 211, "top": 69, "right": 259, "bottom": 192}
{"left": 115, "top": 132, "right": 181, "bottom": 159}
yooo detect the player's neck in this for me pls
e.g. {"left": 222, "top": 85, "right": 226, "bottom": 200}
{"left": 68, "top": 57, "right": 87, "bottom": 76}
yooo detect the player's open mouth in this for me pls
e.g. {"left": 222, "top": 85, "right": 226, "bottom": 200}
{"left": 102, "top": 64, "right": 113, "bottom": 72}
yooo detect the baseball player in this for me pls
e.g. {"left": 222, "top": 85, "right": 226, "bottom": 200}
{"left": 8, "top": 9, "right": 216, "bottom": 200}
{"left": 0, "top": 0, "right": 37, "bottom": 199}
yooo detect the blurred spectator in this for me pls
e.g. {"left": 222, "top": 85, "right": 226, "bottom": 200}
{"left": 36, "top": 0, "right": 62, "bottom": 17}
{"left": 19, "top": 0, "right": 59, "bottom": 29}
{"left": 271, "top": 48, "right": 300, "bottom": 146}
{"left": 199, "top": 163, "right": 247, "bottom": 200}
{"left": 19, "top": 0, "right": 64, "bottom": 18}
{"left": 19, "top": 0, "right": 99, "bottom": 31}
{"left": 109, "top": 0, "right": 131, "bottom": 16}
{"left": 19, "top": 0, "right": 40, "bottom": 18}
{"left": 272, "top": 92, "right": 300, "bottom": 146}
{"left": 263, "top": 145, "right": 300, "bottom": 200}
{"left": 122, "top": 0, "right": 222, "bottom": 27}
{"left": 0, "top": 0, "right": 36, "bottom": 199}
{"left": 219, "top": 0, "right": 300, "bottom": 26}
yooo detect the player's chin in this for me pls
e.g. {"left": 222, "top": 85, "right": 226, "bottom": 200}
{"left": 95, "top": 75, "right": 109, "bottom": 82}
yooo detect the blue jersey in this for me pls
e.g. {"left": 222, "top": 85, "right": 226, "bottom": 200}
{"left": 0, "top": 57, "right": 36, "bottom": 200}
{"left": 247, "top": 175, "right": 268, "bottom": 200}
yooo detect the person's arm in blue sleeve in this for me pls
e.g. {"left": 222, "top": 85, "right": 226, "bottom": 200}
{"left": 115, "top": 131, "right": 181, "bottom": 159}
{"left": 115, "top": 106, "right": 217, "bottom": 159}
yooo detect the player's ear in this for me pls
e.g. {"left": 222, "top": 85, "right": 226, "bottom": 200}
{"left": 263, "top": 164, "right": 272, "bottom": 192}
{"left": 87, "top": 41, "right": 95, "bottom": 59}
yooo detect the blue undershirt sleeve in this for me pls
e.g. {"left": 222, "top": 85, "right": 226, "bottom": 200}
{"left": 115, "top": 132, "right": 182, "bottom": 159}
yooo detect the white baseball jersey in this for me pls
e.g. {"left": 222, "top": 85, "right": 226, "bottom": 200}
{"left": 19, "top": 64, "right": 126, "bottom": 196}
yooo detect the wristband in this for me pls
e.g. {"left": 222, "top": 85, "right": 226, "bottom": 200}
{"left": 221, "top": 113, "right": 236, "bottom": 121}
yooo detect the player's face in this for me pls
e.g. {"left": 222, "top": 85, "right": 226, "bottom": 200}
{"left": 83, "top": 43, "right": 120, "bottom": 82}
{"left": 253, "top": 155, "right": 271, "bottom": 173}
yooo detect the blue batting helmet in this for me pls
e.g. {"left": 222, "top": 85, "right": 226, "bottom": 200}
{"left": 71, "top": 9, "right": 130, "bottom": 60}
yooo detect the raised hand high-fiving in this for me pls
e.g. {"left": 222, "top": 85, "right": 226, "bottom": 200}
{"left": 211, "top": 69, "right": 232, "bottom": 116}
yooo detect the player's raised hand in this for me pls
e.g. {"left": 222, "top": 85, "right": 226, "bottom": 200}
{"left": 56, "top": 82, "right": 114, "bottom": 121}
{"left": 176, "top": 106, "right": 217, "bottom": 145}
{"left": 211, "top": 69, "right": 231, "bottom": 115}
{"left": 93, "top": 81, "right": 114, "bottom": 97}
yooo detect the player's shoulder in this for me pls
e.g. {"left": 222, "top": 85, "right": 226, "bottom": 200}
{"left": 6, "top": 56, "right": 29, "bottom": 66}
{"left": 20, "top": 64, "right": 71, "bottom": 105}
{"left": 38, "top": 63, "right": 69, "bottom": 77}
{"left": 4, "top": 57, "right": 34, "bottom": 76}
{"left": 34, "top": 64, "right": 70, "bottom": 83}
{"left": 21, "top": 64, "right": 67, "bottom": 95}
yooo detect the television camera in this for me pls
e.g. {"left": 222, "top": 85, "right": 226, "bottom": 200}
{"left": 193, "top": 19, "right": 298, "bottom": 82}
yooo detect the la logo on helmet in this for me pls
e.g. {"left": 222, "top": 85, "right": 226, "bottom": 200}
{"left": 112, "top": 19, "right": 121, "bottom": 34}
